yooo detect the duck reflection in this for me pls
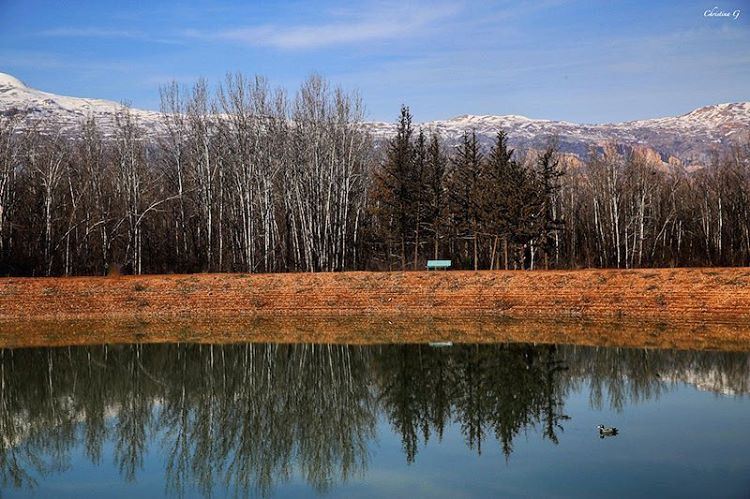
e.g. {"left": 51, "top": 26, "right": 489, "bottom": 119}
{"left": 0, "top": 343, "right": 747, "bottom": 496}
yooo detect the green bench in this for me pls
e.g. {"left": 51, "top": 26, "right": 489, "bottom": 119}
{"left": 426, "top": 259, "right": 452, "bottom": 270}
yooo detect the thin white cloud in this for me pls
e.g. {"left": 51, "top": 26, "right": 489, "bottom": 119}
{"left": 188, "top": 2, "right": 461, "bottom": 49}
{"left": 36, "top": 27, "right": 182, "bottom": 45}
{"left": 38, "top": 27, "right": 146, "bottom": 39}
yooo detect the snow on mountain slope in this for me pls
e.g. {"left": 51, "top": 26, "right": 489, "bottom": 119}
{"left": 366, "top": 102, "right": 749, "bottom": 164}
{"left": 0, "top": 73, "right": 26, "bottom": 88}
{"left": 0, "top": 72, "right": 161, "bottom": 133}
{"left": 1, "top": 72, "right": 747, "bottom": 164}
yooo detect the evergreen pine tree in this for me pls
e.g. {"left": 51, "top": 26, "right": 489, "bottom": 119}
{"left": 449, "top": 131, "right": 485, "bottom": 270}
{"left": 425, "top": 133, "right": 448, "bottom": 260}
{"left": 536, "top": 144, "right": 565, "bottom": 268}
{"left": 372, "top": 106, "right": 415, "bottom": 269}
{"left": 485, "top": 131, "right": 544, "bottom": 269}
{"left": 484, "top": 131, "right": 515, "bottom": 268}
{"left": 411, "top": 129, "right": 428, "bottom": 268}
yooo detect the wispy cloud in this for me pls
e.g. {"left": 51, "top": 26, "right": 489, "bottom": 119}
{"left": 186, "top": 2, "right": 461, "bottom": 49}
{"left": 38, "top": 27, "right": 145, "bottom": 39}
{"left": 36, "top": 27, "right": 182, "bottom": 45}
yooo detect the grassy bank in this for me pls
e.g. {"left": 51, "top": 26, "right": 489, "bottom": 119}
{"left": 0, "top": 268, "right": 748, "bottom": 322}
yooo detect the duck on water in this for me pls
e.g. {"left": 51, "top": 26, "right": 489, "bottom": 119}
{"left": 597, "top": 425, "right": 619, "bottom": 438}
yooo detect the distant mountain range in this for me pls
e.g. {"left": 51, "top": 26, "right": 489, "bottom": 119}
{"left": 366, "top": 103, "right": 749, "bottom": 167}
{"left": 2, "top": 72, "right": 748, "bottom": 166}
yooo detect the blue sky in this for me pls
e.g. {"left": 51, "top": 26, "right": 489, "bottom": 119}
{"left": 0, "top": 0, "right": 748, "bottom": 122}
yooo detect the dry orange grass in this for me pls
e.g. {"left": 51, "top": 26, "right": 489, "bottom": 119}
{"left": 1, "top": 268, "right": 750, "bottom": 350}
{"left": 1, "top": 268, "right": 749, "bottom": 320}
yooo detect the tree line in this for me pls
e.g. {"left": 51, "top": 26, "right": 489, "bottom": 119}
{"left": 370, "top": 106, "right": 563, "bottom": 270}
{"left": 0, "top": 74, "right": 748, "bottom": 276}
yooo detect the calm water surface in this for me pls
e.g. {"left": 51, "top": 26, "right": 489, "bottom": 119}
{"left": 1, "top": 342, "right": 749, "bottom": 498}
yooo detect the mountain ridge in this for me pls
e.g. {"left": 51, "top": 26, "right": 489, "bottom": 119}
{"left": 1, "top": 72, "right": 748, "bottom": 165}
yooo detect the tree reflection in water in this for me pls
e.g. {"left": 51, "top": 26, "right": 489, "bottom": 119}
{"left": 0, "top": 343, "right": 747, "bottom": 496}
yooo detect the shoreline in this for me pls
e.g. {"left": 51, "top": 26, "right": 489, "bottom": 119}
{"left": 2, "top": 315, "right": 750, "bottom": 351}
{"left": 1, "top": 268, "right": 750, "bottom": 350}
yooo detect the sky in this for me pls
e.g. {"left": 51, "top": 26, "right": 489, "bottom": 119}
{"left": 0, "top": 0, "right": 748, "bottom": 123}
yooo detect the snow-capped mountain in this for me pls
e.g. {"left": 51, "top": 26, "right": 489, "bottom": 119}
{"left": 1, "top": 72, "right": 748, "bottom": 165}
{"left": 366, "top": 103, "right": 750, "bottom": 165}
{"left": 0, "top": 72, "right": 162, "bottom": 133}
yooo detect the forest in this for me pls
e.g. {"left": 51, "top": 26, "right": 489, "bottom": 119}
{"left": 0, "top": 73, "right": 749, "bottom": 276}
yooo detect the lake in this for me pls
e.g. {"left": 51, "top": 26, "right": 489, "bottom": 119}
{"left": 1, "top": 341, "right": 749, "bottom": 498}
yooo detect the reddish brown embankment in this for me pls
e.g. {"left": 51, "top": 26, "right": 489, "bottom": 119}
{"left": 1, "top": 268, "right": 750, "bottom": 350}
{"left": 1, "top": 268, "right": 749, "bottom": 321}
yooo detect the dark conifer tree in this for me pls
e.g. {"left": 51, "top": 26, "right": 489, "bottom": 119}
{"left": 484, "top": 131, "right": 515, "bottom": 269}
{"left": 536, "top": 144, "right": 565, "bottom": 268}
{"left": 449, "top": 131, "right": 485, "bottom": 270}
{"left": 411, "top": 129, "right": 428, "bottom": 269}
{"left": 425, "top": 133, "right": 448, "bottom": 260}
{"left": 485, "top": 133, "right": 543, "bottom": 269}
{"left": 372, "top": 106, "right": 415, "bottom": 269}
